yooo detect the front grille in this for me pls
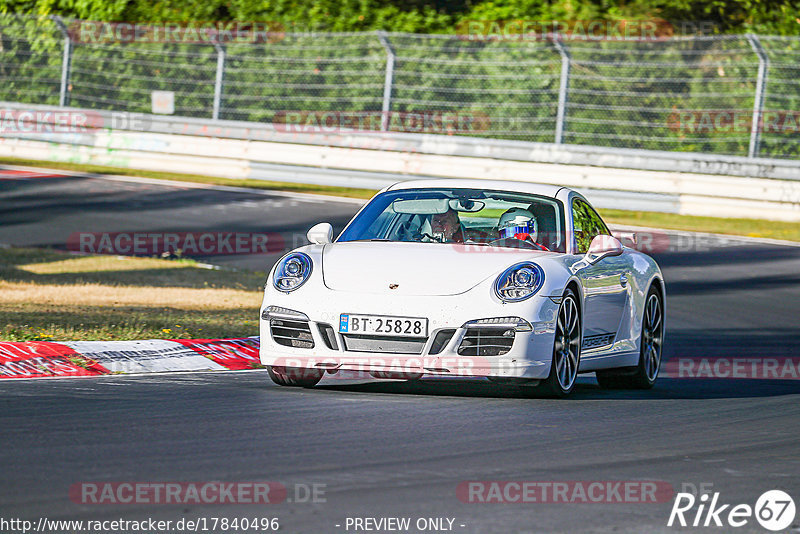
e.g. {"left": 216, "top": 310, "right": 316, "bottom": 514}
{"left": 342, "top": 334, "right": 427, "bottom": 354}
{"left": 270, "top": 319, "right": 314, "bottom": 349}
{"left": 457, "top": 327, "right": 515, "bottom": 356}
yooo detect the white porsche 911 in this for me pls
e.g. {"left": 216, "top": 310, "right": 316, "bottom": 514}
{"left": 260, "top": 179, "right": 665, "bottom": 397}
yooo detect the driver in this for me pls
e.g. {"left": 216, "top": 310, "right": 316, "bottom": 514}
{"left": 497, "top": 207, "right": 547, "bottom": 250}
{"left": 430, "top": 208, "right": 464, "bottom": 243}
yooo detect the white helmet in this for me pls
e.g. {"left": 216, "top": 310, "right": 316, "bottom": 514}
{"left": 498, "top": 208, "right": 537, "bottom": 240}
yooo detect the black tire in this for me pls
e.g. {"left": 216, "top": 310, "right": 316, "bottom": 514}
{"left": 596, "top": 285, "right": 664, "bottom": 390}
{"left": 533, "top": 288, "right": 581, "bottom": 398}
{"left": 267, "top": 366, "right": 324, "bottom": 388}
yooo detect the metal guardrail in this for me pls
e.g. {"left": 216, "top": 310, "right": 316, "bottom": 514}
{"left": 2, "top": 102, "right": 798, "bottom": 181}
{"left": 1, "top": 15, "right": 799, "bottom": 160}
{"left": 0, "top": 104, "right": 798, "bottom": 221}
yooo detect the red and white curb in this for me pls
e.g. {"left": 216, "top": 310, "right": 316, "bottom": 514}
{"left": 0, "top": 338, "right": 261, "bottom": 379}
{"left": 0, "top": 169, "right": 64, "bottom": 180}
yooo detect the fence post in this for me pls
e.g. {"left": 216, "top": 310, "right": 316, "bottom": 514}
{"left": 552, "top": 36, "right": 571, "bottom": 145}
{"left": 376, "top": 30, "right": 395, "bottom": 132}
{"left": 50, "top": 16, "right": 72, "bottom": 107}
{"left": 746, "top": 34, "right": 769, "bottom": 158}
{"left": 212, "top": 40, "right": 226, "bottom": 121}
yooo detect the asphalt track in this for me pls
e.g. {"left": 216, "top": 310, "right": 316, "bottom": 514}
{"left": 1, "top": 168, "right": 799, "bottom": 533}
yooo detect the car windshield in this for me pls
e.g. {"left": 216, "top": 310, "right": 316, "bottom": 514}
{"left": 338, "top": 188, "right": 566, "bottom": 253}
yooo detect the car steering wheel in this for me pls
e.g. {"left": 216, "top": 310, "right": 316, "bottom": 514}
{"left": 415, "top": 232, "right": 443, "bottom": 243}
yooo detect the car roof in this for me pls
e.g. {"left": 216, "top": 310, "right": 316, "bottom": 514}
{"left": 386, "top": 178, "right": 568, "bottom": 199}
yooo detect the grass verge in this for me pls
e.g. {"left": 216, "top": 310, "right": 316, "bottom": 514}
{"left": 0, "top": 247, "right": 265, "bottom": 342}
{"left": 600, "top": 210, "right": 800, "bottom": 242}
{"left": 1, "top": 157, "right": 798, "bottom": 241}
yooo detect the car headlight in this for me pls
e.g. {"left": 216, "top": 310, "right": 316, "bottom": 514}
{"left": 494, "top": 262, "right": 545, "bottom": 302}
{"left": 273, "top": 252, "right": 313, "bottom": 292}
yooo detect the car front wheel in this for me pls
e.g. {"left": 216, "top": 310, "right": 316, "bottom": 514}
{"left": 534, "top": 288, "right": 581, "bottom": 397}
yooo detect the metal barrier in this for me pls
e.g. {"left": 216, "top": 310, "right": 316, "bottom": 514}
{"left": 1, "top": 104, "right": 798, "bottom": 221}
{"left": 1, "top": 15, "right": 800, "bottom": 160}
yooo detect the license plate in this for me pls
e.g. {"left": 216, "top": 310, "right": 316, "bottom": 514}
{"left": 339, "top": 314, "right": 428, "bottom": 337}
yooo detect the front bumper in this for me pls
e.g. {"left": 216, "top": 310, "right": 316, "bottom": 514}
{"left": 259, "top": 287, "right": 559, "bottom": 380}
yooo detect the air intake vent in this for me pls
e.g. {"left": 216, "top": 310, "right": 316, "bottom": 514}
{"left": 457, "top": 328, "right": 515, "bottom": 356}
{"left": 318, "top": 323, "right": 339, "bottom": 351}
{"left": 428, "top": 329, "right": 456, "bottom": 355}
{"left": 583, "top": 333, "right": 615, "bottom": 350}
{"left": 270, "top": 319, "right": 314, "bottom": 349}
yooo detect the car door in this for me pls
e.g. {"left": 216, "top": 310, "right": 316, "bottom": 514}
{"left": 571, "top": 197, "right": 630, "bottom": 347}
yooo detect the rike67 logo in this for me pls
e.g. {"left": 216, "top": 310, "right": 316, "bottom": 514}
{"left": 668, "top": 489, "right": 795, "bottom": 531}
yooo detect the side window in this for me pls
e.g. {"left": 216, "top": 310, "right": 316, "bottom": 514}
{"left": 572, "top": 198, "right": 610, "bottom": 253}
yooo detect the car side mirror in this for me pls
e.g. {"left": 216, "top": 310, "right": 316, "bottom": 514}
{"left": 585, "top": 235, "right": 623, "bottom": 264}
{"left": 307, "top": 222, "right": 333, "bottom": 244}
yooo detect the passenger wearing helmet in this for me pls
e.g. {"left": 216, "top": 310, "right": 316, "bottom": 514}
{"left": 496, "top": 207, "right": 549, "bottom": 250}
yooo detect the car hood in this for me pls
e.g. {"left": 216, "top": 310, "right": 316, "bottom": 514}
{"left": 322, "top": 241, "right": 550, "bottom": 296}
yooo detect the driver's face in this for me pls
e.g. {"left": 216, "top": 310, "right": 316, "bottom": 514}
{"left": 431, "top": 210, "right": 459, "bottom": 237}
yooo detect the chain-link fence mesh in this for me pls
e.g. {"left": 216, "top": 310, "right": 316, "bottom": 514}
{"left": 758, "top": 36, "right": 800, "bottom": 159}
{"left": 223, "top": 33, "right": 386, "bottom": 123}
{"left": 1, "top": 15, "right": 798, "bottom": 159}
{"left": 0, "top": 17, "right": 64, "bottom": 107}
{"left": 564, "top": 36, "right": 759, "bottom": 154}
